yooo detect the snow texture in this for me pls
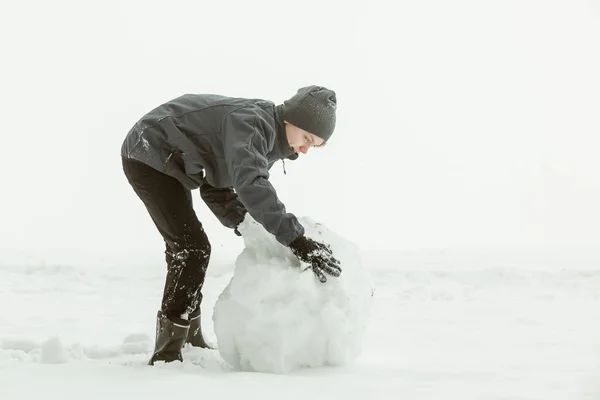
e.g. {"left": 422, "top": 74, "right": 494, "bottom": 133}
{"left": 212, "top": 215, "right": 373, "bottom": 373}
{"left": 2, "top": 249, "right": 600, "bottom": 398}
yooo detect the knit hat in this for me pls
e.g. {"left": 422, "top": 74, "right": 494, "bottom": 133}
{"left": 281, "top": 85, "right": 337, "bottom": 141}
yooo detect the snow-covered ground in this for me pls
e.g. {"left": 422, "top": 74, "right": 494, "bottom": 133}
{"left": 1, "top": 248, "right": 600, "bottom": 400}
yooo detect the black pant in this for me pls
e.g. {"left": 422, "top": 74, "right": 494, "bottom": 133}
{"left": 122, "top": 157, "right": 211, "bottom": 320}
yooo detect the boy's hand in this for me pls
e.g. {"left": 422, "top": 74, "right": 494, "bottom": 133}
{"left": 289, "top": 235, "right": 342, "bottom": 283}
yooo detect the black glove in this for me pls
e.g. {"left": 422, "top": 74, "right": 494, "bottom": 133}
{"left": 199, "top": 182, "right": 247, "bottom": 236}
{"left": 288, "top": 235, "right": 342, "bottom": 283}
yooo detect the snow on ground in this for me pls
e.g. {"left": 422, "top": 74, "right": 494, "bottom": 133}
{"left": 1, "top": 246, "right": 600, "bottom": 400}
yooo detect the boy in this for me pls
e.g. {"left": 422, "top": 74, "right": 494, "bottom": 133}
{"left": 121, "top": 85, "right": 342, "bottom": 365}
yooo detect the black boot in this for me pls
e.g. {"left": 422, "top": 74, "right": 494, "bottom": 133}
{"left": 148, "top": 311, "right": 190, "bottom": 365}
{"left": 185, "top": 309, "right": 213, "bottom": 349}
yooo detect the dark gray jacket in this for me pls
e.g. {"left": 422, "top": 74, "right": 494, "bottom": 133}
{"left": 121, "top": 94, "right": 303, "bottom": 245}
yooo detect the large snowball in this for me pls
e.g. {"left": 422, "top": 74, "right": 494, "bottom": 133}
{"left": 212, "top": 215, "right": 373, "bottom": 374}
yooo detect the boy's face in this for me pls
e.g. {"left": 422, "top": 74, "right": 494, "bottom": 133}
{"left": 284, "top": 121, "right": 325, "bottom": 155}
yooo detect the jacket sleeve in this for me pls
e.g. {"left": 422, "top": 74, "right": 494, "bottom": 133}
{"left": 199, "top": 182, "right": 247, "bottom": 229}
{"left": 221, "top": 107, "right": 304, "bottom": 246}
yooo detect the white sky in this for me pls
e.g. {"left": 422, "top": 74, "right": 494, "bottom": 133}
{"left": 1, "top": 0, "right": 599, "bottom": 253}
